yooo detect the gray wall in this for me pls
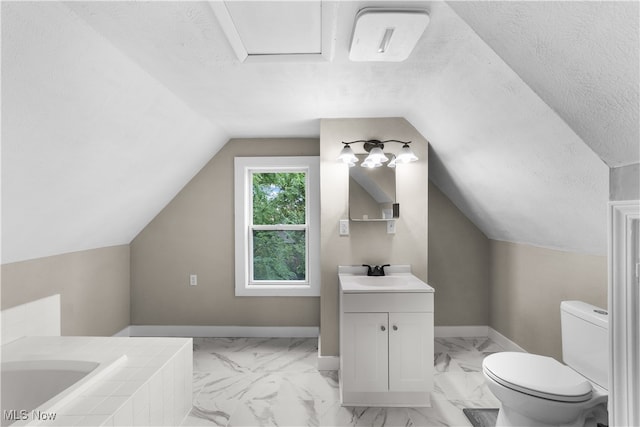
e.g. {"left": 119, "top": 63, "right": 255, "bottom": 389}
{"left": 428, "top": 181, "right": 490, "bottom": 326}
{"left": 1, "top": 245, "right": 130, "bottom": 336}
{"left": 1, "top": 131, "right": 610, "bottom": 360}
{"left": 428, "top": 178, "right": 608, "bottom": 360}
{"left": 320, "top": 118, "right": 429, "bottom": 356}
{"left": 130, "top": 138, "right": 320, "bottom": 327}
{"left": 610, "top": 163, "right": 640, "bottom": 201}
{"left": 489, "top": 240, "right": 607, "bottom": 360}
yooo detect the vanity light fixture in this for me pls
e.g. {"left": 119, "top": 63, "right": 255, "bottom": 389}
{"left": 338, "top": 139, "right": 418, "bottom": 168}
{"left": 337, "top": 143, "right": 358, "bottom": 165}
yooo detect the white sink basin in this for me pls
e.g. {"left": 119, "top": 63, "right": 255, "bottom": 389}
{"left": 339, "top": 273, "right": 434, "bottom": 293}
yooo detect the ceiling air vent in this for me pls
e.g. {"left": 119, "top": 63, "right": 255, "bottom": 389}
{"left": 349, "top": 8, "right": 430, "bottom": 62}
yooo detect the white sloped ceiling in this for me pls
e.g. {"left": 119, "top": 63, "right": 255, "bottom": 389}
{"left": 448, "top": 1, "right": 639, "bottom": 168}
{"left": 2, "top": 1, "right": 636, "bottom": 263}
{"left": 1, "top": 2, "right": 227, "bottom": 263}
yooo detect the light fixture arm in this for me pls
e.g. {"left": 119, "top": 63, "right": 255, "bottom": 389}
{"left": 342, "top": 139, "right": 413, "bottom": 150}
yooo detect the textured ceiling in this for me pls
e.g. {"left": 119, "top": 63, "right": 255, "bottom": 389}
{"left": 448, "top": 1, "right": 639, "bottom": 168}
{"left": 2, "top": 1, "right": 636, "bottom": 263}
{"left": 1, "top": 2, "right": 228, "bottom": 263}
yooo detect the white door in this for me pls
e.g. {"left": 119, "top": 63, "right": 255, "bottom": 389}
{"left": 633, "top": 218, "right": 640, "bottom": 425}
{"left": 609, "top": 201, "right": 640, "bottom": 427}
{"left": 342, "top": 312, "right": 389, "bottom": 392}
{"left": 388, "top": 312, "right": 433, "bottom": 392}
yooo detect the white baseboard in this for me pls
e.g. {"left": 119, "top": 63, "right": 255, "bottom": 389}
{"left": 113, "top": 324, "right": 524, "bottom": 371}
{"left": 127, "top": 325, "right": 319, "bottom": 338}
{"left": 317, "top": 354, "right": 340, "bottom": 370}
{"left": 317, "top": 336, "right": 339, "bottom": 370}
{"left": 112, "top": 326, "right": 131, "bottom": 337}
{"left": 434, "top": 325, "right": 489, "bottom": 338}
{"left": 433, "top": 325, "right": 525, "bottom": 352}
{"left": 487, "top": 327, "right": 526, "bottom": 352}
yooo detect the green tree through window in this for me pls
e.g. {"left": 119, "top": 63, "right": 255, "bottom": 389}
{"left": 251, "top": 172, "right": 307, "bottom": 281}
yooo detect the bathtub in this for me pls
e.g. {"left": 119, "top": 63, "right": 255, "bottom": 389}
{"left": 1, "top": 336, "right": 192, "bottom": 426}
{"left": 1, "top": 356, "right": 126, "bottom": 426}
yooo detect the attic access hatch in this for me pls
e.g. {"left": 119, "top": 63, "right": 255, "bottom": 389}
{"left": 210, "top": 1, "right": 336, "bottom": 62}
{"left": 350, "top": 8, "right": 430, "bottom": 62}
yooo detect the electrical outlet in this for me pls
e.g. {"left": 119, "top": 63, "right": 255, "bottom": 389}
{"left": 387, "top": 220, "right": 396, "bottom": 234}
{"left": 190, "top": 274, "right": 197, "bottom": 286}
{"left": 339, "top": 219, "right": 350, "bottom": 236}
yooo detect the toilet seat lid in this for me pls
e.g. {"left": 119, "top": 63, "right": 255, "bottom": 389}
{"left": 483, "top": 352, "right": 592, "bottom": 403}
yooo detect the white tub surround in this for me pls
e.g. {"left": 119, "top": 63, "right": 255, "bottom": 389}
{"left": 1, "top": 356, "right": 126, "bottom": 426}
{"left": 1, "top": 336, "right": 192, "bottom": 426}
{"left": 338, "top": 265, "right": 435, "bottom": 407}
{"left": 1, "top": 295, "right": 60, "bottom": 345}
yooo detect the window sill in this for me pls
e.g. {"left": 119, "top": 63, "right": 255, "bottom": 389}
{"left": 235, "top": 284, "right": 320, "bottom": 297}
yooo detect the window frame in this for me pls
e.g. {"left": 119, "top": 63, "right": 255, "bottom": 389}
{"left": 234, "top": 156, "right": 320, "bottom": 297}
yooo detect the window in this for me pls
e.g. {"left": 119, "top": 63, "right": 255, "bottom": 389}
{"left": 234, "top": 156, "right": 320, "bottom": 296}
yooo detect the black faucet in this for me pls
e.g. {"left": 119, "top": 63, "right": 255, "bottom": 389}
{"left": 363, "top": 264, "right": 391, "bottom": 276}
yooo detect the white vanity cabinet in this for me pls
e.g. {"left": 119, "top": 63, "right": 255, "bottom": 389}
{"left": 339, "top": 266, "right": 434, "bottom": 407}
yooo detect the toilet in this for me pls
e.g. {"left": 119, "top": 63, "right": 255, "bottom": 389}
{"left": 483, "top": 301, "right": 609, "bottom": 427}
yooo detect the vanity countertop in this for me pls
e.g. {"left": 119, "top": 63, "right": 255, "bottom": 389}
{"left": 339, "top": 271, "right": 434, "bottom": 293}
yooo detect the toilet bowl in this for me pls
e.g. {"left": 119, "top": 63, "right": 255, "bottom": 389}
{"left": 483, "top": 352, "right": 607, "bottom": 426}
{"left": 483, "top": 301, "right": 609, "bottom": 427}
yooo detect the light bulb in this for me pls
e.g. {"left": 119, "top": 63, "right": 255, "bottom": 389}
{"left": 367, "top": 146, "right": 389, "bottom": 163}
{"left": 338, "top": 144, "right": 358, "bottom": 164}
{"left": 387, "top": 155, "right": 397, "bottom": 168}
{"left": 361, "top": 157, "right": 382, "bottom": 168}
{"left": 395, "top": 144, "right": 418, "bottom": 163}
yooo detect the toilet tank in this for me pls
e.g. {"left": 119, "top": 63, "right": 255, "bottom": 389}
{"left": 561, "top": 300, "right": 608, "bottom": 389}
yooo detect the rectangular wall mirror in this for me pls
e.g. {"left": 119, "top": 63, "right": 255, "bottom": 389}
{"left": 349, "top": 154, "right": 397, "bottom": 221}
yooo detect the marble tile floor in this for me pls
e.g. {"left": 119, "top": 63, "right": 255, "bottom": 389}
{"left": 181, "top": 337, "right": 504, "bottom": 427}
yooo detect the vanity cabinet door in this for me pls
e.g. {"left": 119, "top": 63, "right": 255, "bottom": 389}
{"left": 342, "top": 312, "right": 389, "bottom": 392}
{"left": 388, "top": 312, "right": 433, "bottom": 392}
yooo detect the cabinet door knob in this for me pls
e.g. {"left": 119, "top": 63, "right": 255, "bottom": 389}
{"left": 380, "top": 325, "right": 386, "bottom": 331}
{"left": 393, "top": 325, "right": 398, "bottom": 331}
